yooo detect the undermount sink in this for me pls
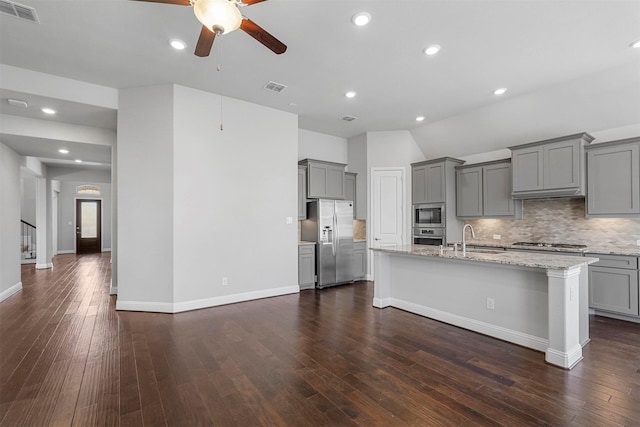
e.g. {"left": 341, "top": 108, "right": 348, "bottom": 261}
{"left": 466, "top": 249, "right": 506, "bottom": 255}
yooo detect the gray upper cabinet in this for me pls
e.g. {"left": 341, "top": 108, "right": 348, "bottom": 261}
{"left": 344, "top": 172, "right": 357, "bottom": 219}
{"left": 510, "top": 133, "right": 593, "bottom": 199}
{"left": 412, "top": 158, "right": 463, "bottom": 204}
{"left": 298, "top": 159, "right": 346, "bottom": 200}
{"left": 586, "top": 137, "right": 640, "bottom": 217}
{"left": 456, "top": 166, "right": 483, "bottom": 217}
{"left": 456, "top": 160, "right": 522, "bottom": 219}
{"left": 298, "top": 166, "right": 307, "bottom": 220}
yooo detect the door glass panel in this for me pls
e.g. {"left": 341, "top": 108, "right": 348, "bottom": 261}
{"left": 81, "top": 202, "right": 97, "bottom": 238}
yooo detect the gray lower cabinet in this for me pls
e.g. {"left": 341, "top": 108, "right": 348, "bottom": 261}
{"left": 353, "top": 241, "right": 366, "bottom": 279}
{"left": 586, "top": 137, "right": 640, "bottom": 217}
{"left": 298, "top": 244, "right": 316, "bottom": 290}
{"left": 298, "top": 166, "right": 307, "bottom": 220}
{"left": 586, "top": 254, "right": 639, "bottom": 317}
{"left": 344, "top": 172, "right": 357, "bottom": 219}
{"left": 509, "top": 133, "right": 593, "bottom": 199}
{"left": 456, "top": 160, "right": 522, "bottom": 218}
{"left": 298, "top": 159, "right": 346, "bottom": 199}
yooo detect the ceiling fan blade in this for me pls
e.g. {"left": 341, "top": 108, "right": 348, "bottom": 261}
{"left": 195, "top": 25, "right": 216, "bottom": 57}
{"left": 240, "top": 0, "right": 268, "bottom": 5}
{"left": 130, "top": 0, "right": 191, "bottom": 5}
{"left": 240, "top": 18, "right": 287, "bottom": 55}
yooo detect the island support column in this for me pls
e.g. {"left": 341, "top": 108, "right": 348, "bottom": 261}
{"left": 373, "top": 251, "right": 391, "bottom": 308}
{"left": 546, "top": 267, "right": 583, "bottom": 369}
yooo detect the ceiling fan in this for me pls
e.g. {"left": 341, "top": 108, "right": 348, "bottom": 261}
{"left": 132, "top": 0, "right": 287, "bottom": 57}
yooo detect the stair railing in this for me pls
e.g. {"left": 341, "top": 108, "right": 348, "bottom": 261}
{"left": 20, "top": 220, "right": 36, "bottom": 259}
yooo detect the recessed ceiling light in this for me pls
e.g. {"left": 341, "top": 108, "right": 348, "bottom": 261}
{"left": 58, "top": 149, "right": 69, "bottom": 154}
{"left": 416, "top": 116, "right": 425, "bottom": 122}
{"left": 170, "top": 39, "right": 186, "bottom": 50}
{"left": 75, "top": 159, "right": 82, "bottom": 163}
{"left": 630, "top": 39, "right": 640, "bottom": 48}
{"left": 41, "top": 107, "right": 56, "bottom": 115}
{"left": 352, "top": 12, "right": 371, "bottom": 26}
{"left": 345, "top": 91, "right": 357, "bottom": 98}
{"left": 424, "top": 45, "right": 441, "bottom": 55}
{"left": 493, "top": 88, "right": 508, "bottom": 95}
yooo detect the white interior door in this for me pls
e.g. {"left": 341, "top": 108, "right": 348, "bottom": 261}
{"left": 371, "top": 168, "right": 404, "bottom": 250}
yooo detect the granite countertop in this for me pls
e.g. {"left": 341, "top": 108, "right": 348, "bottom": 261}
{"left": 465, "top": 240, "right": 640, "bottom": 256}
{"left": 371, "top": 244, "right": 599, "bottom": 270}
{"left": 298, "top": 241, "right": 316, "bottom": 246}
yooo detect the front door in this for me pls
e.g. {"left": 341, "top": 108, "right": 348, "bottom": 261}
{"left": 76, "top": 199, "right": 101, "bottom": 254}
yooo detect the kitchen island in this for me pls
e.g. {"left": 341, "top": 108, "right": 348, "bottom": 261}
{"left": 371, "top": 245, "right": 599, "bottom": 369}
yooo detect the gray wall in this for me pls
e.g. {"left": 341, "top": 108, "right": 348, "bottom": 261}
{"left": 56, "top": 180, "right": 112, "bottom": 252}
{"left": 0, "top": 142, "right": 22, "bottom": 299}
{"left": 21, "top": 176, "right": 36, "bottom": 225}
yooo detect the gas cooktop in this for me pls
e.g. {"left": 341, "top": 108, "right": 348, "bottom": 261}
{"left": 512, "top": 242, "right": 588, "bottom": 249}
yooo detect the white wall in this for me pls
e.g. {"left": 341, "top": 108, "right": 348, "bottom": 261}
{"left": 298, "top": 129, "right": 348, "bottom": 163}
{"left": 347, "top": 133, "right": 367, "bottom": 220}
{"left": 116, "top": 84, "right": 298, "bottom": 312}
{"left": 0, "top": 143, "right": 22, "bottom": 301}
{"left": 173, "top": 85, "right": 298, "bottom": 305}
{"left": 117, "top": 84, "right": 175, "bottom": 307}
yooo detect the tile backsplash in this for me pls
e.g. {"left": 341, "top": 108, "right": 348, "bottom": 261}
{"left": 299, "top": 219, "right": 367, "bottom": 241}
{"left": 466, "top": 198, "right": 640, "bottom": 248}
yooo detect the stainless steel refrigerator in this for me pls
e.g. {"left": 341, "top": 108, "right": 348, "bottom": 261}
{"left": 301, "top": 199, "right": 354, "bottom": 289}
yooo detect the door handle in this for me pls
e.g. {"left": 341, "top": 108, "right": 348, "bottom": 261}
{"left": 374, "top": 237, "right": 381, "bottom": 241}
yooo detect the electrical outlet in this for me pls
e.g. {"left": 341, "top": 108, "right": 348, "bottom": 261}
{"left": 493, "top": 234, "right": 501, "bottom": 240}
{"left": 222, "top": 277, "right": 228, "bottom": 286}
{"left": 486, "top": 297, "right": 495, "bottom": 310}
{"left": 286, "top": 216, "right": 293, "bottom": 224}
{"left": 636, "top": 240, "right": 640, "bottom": 247}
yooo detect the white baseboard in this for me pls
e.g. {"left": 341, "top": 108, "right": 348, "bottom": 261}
{"left": 365, "top": 274, "right": 373, "bottom": 281}
{"left": 57, "top": 250, "right": 75, "bottom": 254}
{"left": 115, "top": 300, "right": 174, "bottom": 313}
{"left": 102, "top": 248, "right": 111, "bottom": 252}
{"left": 116, "top": 285, "right": 300, "bottom": 314}
{"left": 373, "top": 297, "right": 391, "bottom": 308}
{"left": 546, "top": 345, "right": 583, "bottom": 369}
{"left": 109, "top": 278, "right": 117, "bottom": 295}
{"left": 390, "top": 298, "right": 549, "bottom": 353}
{"left": 20, "top": 259, "right": 36, "bottom": 265}
{"left": 0, "top": 282, "right": 22, "bottom": 303}
{"left": 36, "top": 263, "right": 53, "bottom": 270}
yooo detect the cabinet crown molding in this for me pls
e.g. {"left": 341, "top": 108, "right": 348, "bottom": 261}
{"left": 411, "top": 157, "right": 465, "bottom": 167}
{"left": 508, "top": 132, "right": 594, "bottom": 151}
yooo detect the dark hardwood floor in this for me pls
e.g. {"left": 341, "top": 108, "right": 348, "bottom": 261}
{"left": 1, "top": 253, "right": 639, "bottom": 426}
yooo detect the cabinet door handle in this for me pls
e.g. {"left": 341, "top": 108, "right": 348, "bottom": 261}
{"left": 374, "top": 238, "right": 381, "bottom": 241}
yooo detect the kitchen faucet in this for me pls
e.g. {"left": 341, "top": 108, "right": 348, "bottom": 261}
{"left": 462, "top": 224, "right": 476, "bottom": 256}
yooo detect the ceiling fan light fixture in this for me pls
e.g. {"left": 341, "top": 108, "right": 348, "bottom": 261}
{"left": 416, "top": 116, "right": 425, "bottom": 122}
{"left": 493, "top": 87, "right": 508, "bottom": 95}
{"left": 193, "top": 0, "right": 242, "bottom": 34}
{"left": 345, "top": 91, "right": 357, "bottom": 98}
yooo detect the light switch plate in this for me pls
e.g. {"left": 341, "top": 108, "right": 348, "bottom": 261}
{"left": 493, "top": 234, "right": 501, "bottom": 240}
{"left": 286, "top": 216, "right": 293, "bottom": 224}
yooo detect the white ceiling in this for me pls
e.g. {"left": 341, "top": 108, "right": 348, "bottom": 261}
{"left": 1, "top": 0, "right": 640, "bottom": 167}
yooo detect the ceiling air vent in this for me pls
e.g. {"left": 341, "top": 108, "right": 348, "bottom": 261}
{"left": 263, "top": 81, "right": 287, "bottom": 93}
{"left": 0, "top": 0, "right": 39, "bottom": 23}
{"left": 341, "top": 115, "right": 358, "bottom": 122}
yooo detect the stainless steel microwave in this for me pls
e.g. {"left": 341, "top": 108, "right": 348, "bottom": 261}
{"left": 413, "top": 203, "right": 445, "bottom": 228}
